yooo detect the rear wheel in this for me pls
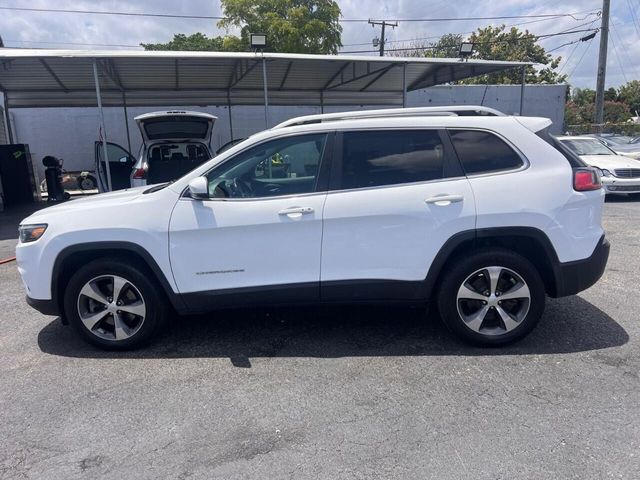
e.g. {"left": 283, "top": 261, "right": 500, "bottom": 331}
{"left": 63, "top": 258, "right": 168, "bottom": 349}
{"left": 437, "top": 249, "right": 545, "bottom": 346}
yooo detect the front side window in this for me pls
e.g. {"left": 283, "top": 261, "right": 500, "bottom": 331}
{"left": 449, "top": 130, "right": 524, "bottom": 175}
{"left": 340, "top": 130, "right": 446, "bottom": 189}
{"left": 205, "top": 133, "right": 327, "bottom": 199}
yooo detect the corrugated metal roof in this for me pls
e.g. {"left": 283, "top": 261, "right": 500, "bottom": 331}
{"left": 0, "top": 49, "right": 529, "bottom": 108}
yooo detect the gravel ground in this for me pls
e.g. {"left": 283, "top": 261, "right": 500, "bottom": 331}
{"left": 0, "top": 197, "right": 639, "bottom": 480}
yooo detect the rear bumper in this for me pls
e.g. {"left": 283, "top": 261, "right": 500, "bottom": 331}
{"left": 552, "top": 235, "right": 610, "bottom": 297}
{"left": 25, "top": 295, "right": 60, "bottom": 316}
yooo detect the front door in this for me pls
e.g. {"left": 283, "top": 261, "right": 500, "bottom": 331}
{"left": 94, "top": 141, "right": 135, "bottom": 192}
{"left": 169, "top": 132, "right": 332, "bottom": 310}
{"left": 320, "top": 129, "right": 476, "bottom": 300}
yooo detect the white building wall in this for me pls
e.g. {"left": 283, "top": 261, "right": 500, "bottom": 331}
{"left": 8, "top": 84, "right": 567, "bottom": 178}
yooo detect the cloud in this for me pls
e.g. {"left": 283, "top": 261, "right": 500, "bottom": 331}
{"left": 0, "top": 0, "right": 637, "bottom": 88}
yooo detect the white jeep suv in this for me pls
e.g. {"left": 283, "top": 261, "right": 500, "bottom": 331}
{"left": 16, "top": 106, "right": 609, "bottom": 349}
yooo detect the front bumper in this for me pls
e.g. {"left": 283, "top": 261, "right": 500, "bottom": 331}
{"left": 602, "top": 176, "right": 640, "bottom": 194}
{"left": 25, "top": 295, "right": 60, "bottom": 316}
{"left": 552, "top": 235, "right": 610, "bottom": 297}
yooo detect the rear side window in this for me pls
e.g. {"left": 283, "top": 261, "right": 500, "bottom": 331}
{"left": 340, "top": 130, "right": 446, "bottom": 189}
{"left": 535, "top": 128, "right": 586, "bottom": 168}
{"left": 449, "top": 130, "right": 523, "bottom": 175}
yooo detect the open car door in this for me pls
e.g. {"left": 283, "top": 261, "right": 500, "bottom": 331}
{"left": 94, "top": 141, "right": 135, "bottom": 192}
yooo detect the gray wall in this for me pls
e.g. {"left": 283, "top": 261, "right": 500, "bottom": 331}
{"left": 7, "top": 84, "right": 567, "bottom": 178}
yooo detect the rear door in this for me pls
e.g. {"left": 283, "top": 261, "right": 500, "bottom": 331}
{"left": 320, "top": 128, "right": 476, "bottom": 301}
{"left": 135, "top": 111, "right": 216, "bottom": 146}
{"left": 94, "top": 141, "right": 135, "bottom": 192}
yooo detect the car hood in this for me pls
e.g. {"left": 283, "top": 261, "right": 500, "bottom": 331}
{"left": 579, "top": 154, "right": 640, "bottom": 169}
{"left": 21, "top": 186, "right": 149, "bottom": 223}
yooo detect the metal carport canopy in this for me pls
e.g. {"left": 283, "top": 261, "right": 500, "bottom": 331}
{"left": 0, "top": 49, "right": 529, "bottom": 108}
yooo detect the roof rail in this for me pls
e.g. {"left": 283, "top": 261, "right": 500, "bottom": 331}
{"left": 272, "top": 105, "right": 506, "bottom": 129}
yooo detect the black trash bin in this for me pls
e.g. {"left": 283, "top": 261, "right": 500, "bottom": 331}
{"left": 43, "top": 156, "right": 69, "bottom": 203}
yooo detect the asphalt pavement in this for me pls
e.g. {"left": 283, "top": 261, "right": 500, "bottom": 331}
{"left": 0, "top": 197, "right": 639, "bottom": 479}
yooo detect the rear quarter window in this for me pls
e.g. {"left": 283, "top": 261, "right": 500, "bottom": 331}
{"left": 449, "top": 130, "right": 524, "bottom": 175}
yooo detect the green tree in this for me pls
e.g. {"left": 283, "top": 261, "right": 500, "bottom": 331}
{"left": 571, "top": 87, "right": 596, "bottom": 106}
{"left": 218, "top": 0, "right": 342, "bottom": 54}
{"left": 141, "top": 33, "right": 225, "bottom": 51}
{"left": 389, "top": 33, "right": 463, "bottom": 58}
{"left": 460, "top": 25, "right": 567, "bottom": 84}
{"left": 142, "top": 0, "right": 342, "bottom": 54}
{"left": 619, "top": 80, "right": 640, "bottom": 115}
{"left": 565, "top": 100, "right": 631, "bottom": 126}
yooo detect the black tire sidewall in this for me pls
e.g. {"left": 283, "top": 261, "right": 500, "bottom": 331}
{"left": 63, "top": 258, "right": 167, "bottom": 349}
{"left": 437, "top": 249, "right": 545, "bottom": 346}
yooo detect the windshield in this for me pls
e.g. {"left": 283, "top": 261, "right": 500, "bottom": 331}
{"left": 559, "top": 138, "right": 615, "bottom": 156}
{"left": 604, "top": 136, "right": 632, "bottom": 144}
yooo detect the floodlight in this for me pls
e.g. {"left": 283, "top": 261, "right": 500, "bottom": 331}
{"left": 250, "top": 33, "right": 267, "bottom": 50}
{"left": 459, "top": 42, "right": 474, "bottom": 58}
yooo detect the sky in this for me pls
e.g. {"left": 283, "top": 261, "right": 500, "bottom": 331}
{"left": 0, "top": 0, "right": 638, "bottom": 89}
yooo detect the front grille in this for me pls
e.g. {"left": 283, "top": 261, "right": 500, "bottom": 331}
{"left": 607, "top": 185, "right": 640, "bottom": 192}
{"left": 614, "top": 168, "right": 640, "bottom": 178}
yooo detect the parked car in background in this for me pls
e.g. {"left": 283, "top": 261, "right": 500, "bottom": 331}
{"left": 40, "top": 168, "right": 97, "bottom": 193}
{"left": 558, "top": 136, "right": 640, "bottom": 196}
{"left": 18, "top": 106, "right": 609, "bottom": 349}
{"left": 95, "top": 111, "right": 217, "bottom": 191}
{"left": 588, "top": 134, "right": 640, "bottom": 159}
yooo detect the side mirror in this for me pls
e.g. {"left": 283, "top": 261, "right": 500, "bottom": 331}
{"left": 188, "top": 177, "right": 209, "bottom": 200}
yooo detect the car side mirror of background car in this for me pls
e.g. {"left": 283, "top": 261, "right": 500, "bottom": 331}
{"left": 188, "top": 177, "right": 209, "bottom": 200}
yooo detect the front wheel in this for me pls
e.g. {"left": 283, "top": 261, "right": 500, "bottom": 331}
{"left": 437, "top": 249, "right": 545, "bottom": 346}
{"left": 63, "top": 258, "right": 168, "bottom": 349}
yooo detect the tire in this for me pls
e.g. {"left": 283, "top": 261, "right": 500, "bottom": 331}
{"left": 63, "top": 257, "right": 168, "bottom": 349}
{"left": 437, "top": 248, "right": 545, "bottom": 346}
{"left": 78, "top": 176, "right": 97, "bottom": 191}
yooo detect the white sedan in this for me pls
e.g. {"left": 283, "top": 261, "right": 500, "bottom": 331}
{"left": 558, "top": 136, "right": 640, "bottom": 196}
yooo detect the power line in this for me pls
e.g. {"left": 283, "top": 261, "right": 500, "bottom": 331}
{"left": 608, "top": 25, "right": 629, "bottom": 83}
{"left": 0, "top": 5, "right": 603, "bottom": 23}
{"left": 339, "top": 27, "right": 600, "bottom": 54}
{"left": 341, "top": 12, "right": 601, "bottom": 47}
{"left": 567, "top": 36, "right": 595, "bottom": 79}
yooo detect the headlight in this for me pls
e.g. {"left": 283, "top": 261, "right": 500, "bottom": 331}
{"left": 19, "top": 224, "right": 48, "bottom": 243}
{"left": 600, "top": 169, "right": 612, "bottom": 177}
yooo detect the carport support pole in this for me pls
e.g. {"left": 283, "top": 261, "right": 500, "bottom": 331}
{"left": 262, "top": 57, "right": 269, "bottom": 129}
{"left": 402, "top": 63, "right": 407, "bottom": 108}
{"left": 519, "top": 65, "right": 526, "bottom": 116}
{"left": 227, "top": 90, "right": 234, "bottom": 140}
{"left": 122, "top": 92, "right": 132, "bottom": 156}
{"left": 93, "top": 59, "right": 112, "bottom": 192}
{"left": 2, "top": 94, "right": 14, "bottom": 144}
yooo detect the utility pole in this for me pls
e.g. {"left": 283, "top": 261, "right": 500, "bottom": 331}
{"left": 594, "top": 0, "right": 610, "bottom": 133}
{"left": 368, "top": 19, "right": 397, "bottom": 56}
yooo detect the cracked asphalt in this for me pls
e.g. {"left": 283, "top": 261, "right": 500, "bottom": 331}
{"left": 1, "top": 197, "right": 639, "bottom": 479}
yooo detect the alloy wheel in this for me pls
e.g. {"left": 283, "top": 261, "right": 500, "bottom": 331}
{"left": 456, "top": 266, "right": 531, "bottom": 335}
{"left": 76, "top": 275, "right": 146, "bottom": 341}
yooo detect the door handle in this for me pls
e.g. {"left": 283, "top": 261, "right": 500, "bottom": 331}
{"left": 278, "top": 206, "right": 314, "bottom": 216}
{"left": 425, "top": 194, "right": 464, "bottom": 206}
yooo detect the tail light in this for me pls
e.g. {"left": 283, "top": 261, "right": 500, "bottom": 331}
{"left": 132, "top": 168, "right": 146, "bottom": 180}
{"left": 573, "top": 168, "right": 601, "bottom": 192}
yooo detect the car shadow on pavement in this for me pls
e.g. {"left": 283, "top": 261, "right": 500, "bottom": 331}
{"left": 37, "top": 295, "right": 628, "bottom": 364}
